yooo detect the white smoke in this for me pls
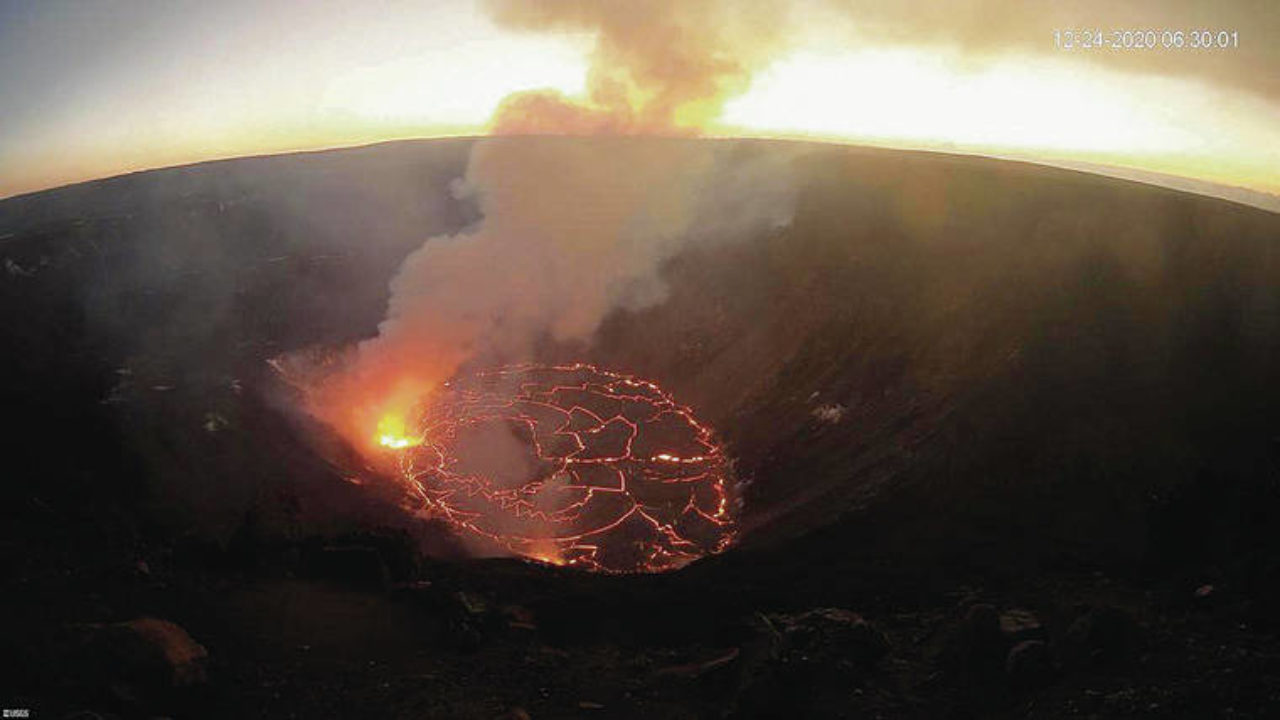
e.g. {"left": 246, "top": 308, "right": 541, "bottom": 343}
{"left": 354, "top": 137, "right": 801, "bottom": 392}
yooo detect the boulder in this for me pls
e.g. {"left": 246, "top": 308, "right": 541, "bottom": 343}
{"left": 771, "top": 608, "right": 891, "bottom": 666}
{"left": 956, "top": 603, "right": 1004, "bottom": 668}
{"left": 729, "top": 610, "right": 889, "bottom": 719}
{"left": 83, "top": 617, "right": 208, "bottom": 689}
{"left": 1005, "top": 640, "right": 1052, "bottom": 689}
{"left": 60, "top": 616, "right": 208, "bottom": 709}
{"left": 999, "top": 608, "right": 1046, "bottom": 643}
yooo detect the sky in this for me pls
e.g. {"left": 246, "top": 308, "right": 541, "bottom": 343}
{"left": 1, "top": 0, "right": 1277, "bottom": 199}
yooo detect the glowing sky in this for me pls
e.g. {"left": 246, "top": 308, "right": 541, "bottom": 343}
{"left": 1, "top": 0, "right": 1277, "bottom": 199}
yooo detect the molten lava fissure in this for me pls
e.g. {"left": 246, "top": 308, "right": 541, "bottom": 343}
{"left": 384, "top": 363, "right": 737, "bottom": 573}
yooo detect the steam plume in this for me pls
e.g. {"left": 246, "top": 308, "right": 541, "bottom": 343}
{"left": 306, "top": 0, "right": 799, "bottom": 450}
{"left": 486, "top": 0, "right": 790, "bottom": 134}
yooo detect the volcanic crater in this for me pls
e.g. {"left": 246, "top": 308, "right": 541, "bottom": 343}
{"left": 6, "top": 137, "right": 1280, "bottom": 717}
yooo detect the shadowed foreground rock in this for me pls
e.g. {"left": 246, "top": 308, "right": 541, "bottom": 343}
{"left": 60, "top": 618, "right": 208, "bottom": 710}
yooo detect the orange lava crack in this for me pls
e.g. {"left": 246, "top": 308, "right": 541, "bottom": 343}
{"left": 390, "top": 363, "right": 737, "bottom": 573}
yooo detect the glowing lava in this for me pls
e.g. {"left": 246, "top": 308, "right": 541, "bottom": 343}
{"left": 386, "top": 363, "right": 737, "bottom": 573}
{"left": 376, "top": 414, "right": 421, "bottom": 450}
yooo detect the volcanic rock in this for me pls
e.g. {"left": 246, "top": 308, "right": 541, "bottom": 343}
{"left": 729, "top": 610, "right": 889, "bottom": 719}
{"left": 956, "top": 603, "right": 1004, "bottom": 668}
{"left": 770, "top": 608, "right": 890, "bottom": 666}
{"left": 61, "top": 617, "right": 208, "bottom": 708}
{"left": 999, "top": 608, "right": 1046, "bottom": 643}
{"left": 1061, "top": 605, "right": 1141, "bottom": 668}
{"left": 91, "top": 618, "right": 206, "bottom": 686}
{"left": 501, "top": 604, "right": 538, "bottom": 633}
{"left": 1192, "top": 583, "right": 1218, "bottom": 610}
{"left": 652, "top": 647, "right": 742, "bottom": 680}
{"left": 1005, "top": 639, "right": 1053, "bottom": 689}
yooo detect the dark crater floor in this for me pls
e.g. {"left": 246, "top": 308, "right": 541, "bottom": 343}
{"left": 2, "top": 137, "right": 1279, "bottom": 718}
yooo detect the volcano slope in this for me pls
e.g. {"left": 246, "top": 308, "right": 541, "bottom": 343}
{"left": 2, "top": 138, "right": 1279, "bottom": 718}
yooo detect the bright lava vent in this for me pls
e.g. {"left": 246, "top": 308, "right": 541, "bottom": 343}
{"left": 388, "top": 364, "right": 737, "bottom": 573}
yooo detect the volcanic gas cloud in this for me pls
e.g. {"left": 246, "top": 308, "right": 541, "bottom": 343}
{"left": 295, "top": 0, "right": 800, "bottom": 571}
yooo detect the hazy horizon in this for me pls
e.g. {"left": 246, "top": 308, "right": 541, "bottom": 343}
{"left": 2, "top": 0, "right": 1278, "bottom": 199}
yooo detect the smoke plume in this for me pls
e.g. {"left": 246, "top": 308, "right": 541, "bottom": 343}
{"left": 486, "top": 0, "right": 790, "bottom": 134}
{"left": 305, "top": 0, "right": 800, "bottom": 451}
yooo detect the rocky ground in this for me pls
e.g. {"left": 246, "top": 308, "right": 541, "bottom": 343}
{"left": 4, "top": 518, "right": 1280, "bottom": 719}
